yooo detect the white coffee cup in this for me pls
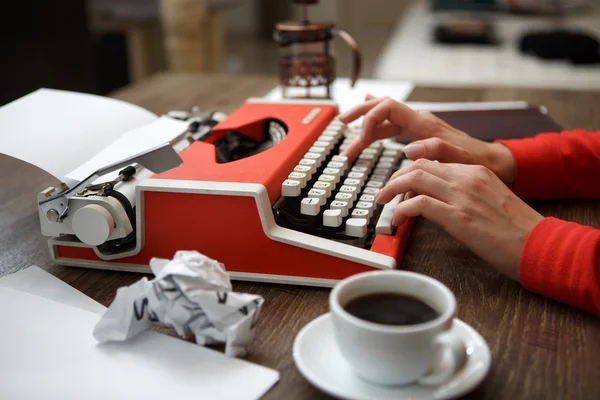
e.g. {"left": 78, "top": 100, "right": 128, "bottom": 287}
{"left": 329, "top": 270, "right": 467, "bottom": 386}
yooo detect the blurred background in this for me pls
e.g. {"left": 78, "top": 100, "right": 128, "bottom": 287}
{"left": 1, "top": 0, "right": 599, "bottom": 106}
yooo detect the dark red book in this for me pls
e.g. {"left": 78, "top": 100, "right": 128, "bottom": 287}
{"left": 433, "top": 106, "right": 563, "bottom": 141}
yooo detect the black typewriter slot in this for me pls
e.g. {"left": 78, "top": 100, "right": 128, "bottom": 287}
{"left": 213, "top": 119, "right": 288, "bottom": 164}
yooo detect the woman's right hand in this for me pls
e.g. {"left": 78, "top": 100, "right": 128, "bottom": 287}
{"left": 339, "top": 96, "right": 518, "bottom": 185}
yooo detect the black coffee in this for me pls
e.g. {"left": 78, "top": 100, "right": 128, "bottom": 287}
{"left": 343, "top": 293, "right": 439, "bottom": 326}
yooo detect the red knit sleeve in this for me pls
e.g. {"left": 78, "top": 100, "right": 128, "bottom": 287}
{"left": 497, "top": 130, "right": 600, "bottom": 200}
{"left": 520, "top": 218, "right": 600, "bottom": 316}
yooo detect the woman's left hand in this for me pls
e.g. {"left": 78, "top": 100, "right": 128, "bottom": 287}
{"left": 376, "top": 159, "right": 544, "bottom": 281}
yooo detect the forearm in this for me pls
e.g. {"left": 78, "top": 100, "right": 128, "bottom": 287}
{"left": 497, "top": 130, "right": 600, "bottom": 200}
{"left": 520, "top": 218, "right": 600, "bottom": 316}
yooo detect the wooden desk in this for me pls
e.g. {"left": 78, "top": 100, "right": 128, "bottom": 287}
{"left": 1, "top": 73, "right": 599, "bottom": 400}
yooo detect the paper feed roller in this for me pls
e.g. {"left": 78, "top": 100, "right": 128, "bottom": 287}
{"left": 41, "top": 99, "right": 415, "bottom": 287}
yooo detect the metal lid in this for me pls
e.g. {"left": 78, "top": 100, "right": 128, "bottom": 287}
{"left": 274, "top": 21, "right": 334, "bottom": 46}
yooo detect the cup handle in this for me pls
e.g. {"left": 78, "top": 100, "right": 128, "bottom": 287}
{"left": 418, "top": 331, "right": 468, "bottom": 386}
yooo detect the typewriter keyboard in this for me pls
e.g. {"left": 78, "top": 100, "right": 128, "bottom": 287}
{"left": 274, "top": 117, "right": 409, "bottom": 248}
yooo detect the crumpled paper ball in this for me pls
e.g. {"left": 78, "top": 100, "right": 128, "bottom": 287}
{"left": 93, "top": 251, "right": 264, "bottom": 357}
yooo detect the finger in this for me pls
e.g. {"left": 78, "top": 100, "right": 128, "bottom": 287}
{"left": 403, "top": 138, "right": 472, "bottom": 164}
{"left": 338, "top": 97, "right": 384, "bottom": 124}
{"left": 403, "top": 190, "right": 416, "bottom": 201}
{"left": 365, "top": 93, "right": 376, "bottom": 101}
{"left": 361, "top": 99, "right": 418, "bottom": 143}
{"left": 391, "top": 195, "right": 454, "bottom": 227}
{"left": 418, "top": 110, "right": 452, "bottom": 131}
{"left": 375, "top": 169, "right": 453, "bottom": 204}
{"left": 389, "top": 158, "right": 454, "bottom": 182}
{"left": 341, "top": 121, "right": 401, "bottom": 161}
{"left": 419, "top": 111, "right": 468, "bottom": 136}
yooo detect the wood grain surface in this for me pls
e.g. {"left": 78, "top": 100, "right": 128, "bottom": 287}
{"left": 1, "top": 73, "right": 599, "bottom": 400}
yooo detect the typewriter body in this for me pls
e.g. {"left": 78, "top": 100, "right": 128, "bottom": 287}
{"left": 39, "top": 99, "right": 414, "bottom": 287}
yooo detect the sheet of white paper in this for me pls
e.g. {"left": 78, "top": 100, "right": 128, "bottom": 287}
{"left": 65, "top": 115, "right": 189, "bottom": 183}
{"left": 0, "top": 89, "right": 158, "bottom": 182}
{"left": 0, "top": 266, "right": 105, "bottom": 314}
{"left": 405, "top": 101, "right": 530, "bottom": 112}
{"left": 263, "top": 78, "right": 415, "bottom": 126}
{"left": 0, "top": 286, "right": 280, "bottom": 400}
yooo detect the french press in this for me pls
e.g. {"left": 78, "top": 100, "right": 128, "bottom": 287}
{"left": 273, "top": 0, "right": 362, "bottom": 99}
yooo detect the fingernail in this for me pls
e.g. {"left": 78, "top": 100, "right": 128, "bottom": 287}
{"left": 404, "top": 143, "right": 425, "bottom": 159}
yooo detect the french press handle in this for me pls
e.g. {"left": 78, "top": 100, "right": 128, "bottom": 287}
{"left": 333, "top": 28, "right": 362, "bottom": 87}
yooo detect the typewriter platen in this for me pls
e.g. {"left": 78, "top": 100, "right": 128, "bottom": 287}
{"left": 40, "top": 99, "right": 414, "bottom": 287}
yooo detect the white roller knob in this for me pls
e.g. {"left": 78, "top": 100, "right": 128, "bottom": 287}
{"left": 72, "top": 204, "right": 115, "bottom": 246}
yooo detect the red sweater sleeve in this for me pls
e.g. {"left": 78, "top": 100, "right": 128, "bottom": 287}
{"left": 520, "top": 218, "right": 600, "bottom": 316}
{"left": 497, "top": 130, "right": 600, "bottom": 200}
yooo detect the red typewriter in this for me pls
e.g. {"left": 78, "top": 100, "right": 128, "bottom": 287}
{"left": 40, "top": 99, "right": 414, "bottom": 287}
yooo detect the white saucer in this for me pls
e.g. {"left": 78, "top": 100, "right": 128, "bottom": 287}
{"left": 293, "top": 313, "right": 491, "bottom": 400}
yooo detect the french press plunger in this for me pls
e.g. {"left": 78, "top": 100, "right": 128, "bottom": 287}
{"left": 273, "top": 0, "right": 362, "bottom": 99}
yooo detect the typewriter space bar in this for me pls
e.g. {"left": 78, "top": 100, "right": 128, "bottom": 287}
{"left": 375, "top": 194, "right": 404, "bottom": 235}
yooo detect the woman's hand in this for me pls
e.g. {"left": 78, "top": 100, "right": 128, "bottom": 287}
{"left": 339, "top": 96, "right": 518, "bottom": 185}
{"left": 376, "top": 159, "right": 544, "bottom": 281}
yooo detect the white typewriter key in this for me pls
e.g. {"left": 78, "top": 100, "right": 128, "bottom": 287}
{"left": 323, "top": 168, "right": 341, "bottom": 182}
{"left": 400, "top": 159, "right": 414, "bottom": 169}
{"left": 313, "top": 181, "right": 333, "bottom": 196}
{"left": 330, "top": 201, "right": 350, "bottom": 217}
{"left": 318, "top": 174, "right": 337, "bottom": 186}
{"left": 281, "top": 179, "right": 302, "bottom": 197}
{"left": 376, "top": 194, "right": 404, "bottom": 235}
{"left": 361, "top": 148, "right": 378, "bottom": 155}
{"left": 355, "top": 201, "right": 375, "bottom": 216}
{"left": 331, "top": 155, "right": 349, "bottom": 170}
{"left": 379, "top": 156, "right": 395, "bottom": 164}
{"left": 362, "top": 187, "right": 380, "bottom": 195}
{"left": 351, "top": 208, "right": 370, "bottom": 220}
{"left": 376, "top": 161, "right": 394, "bottom": 169}
{"left": 370, "top": 174, "right": 387, "bottom": 182}
{"left": 339, "top": 144, "right": 350, "bottom": 152}
{"left": 288, "top": 172, "right": 307, "bottom": 188}
{"left": 350, "top": 166, "right": 368, "bottom": 174}
{"left": 314, "top": 140, "right": 331, "bottom": 148}
{"left": 373, "top": 167, "right": 391, "bottom": 177}
{"left": 314, "top": 141, "right": 334, "bottom": 154}
{"left": 323, "top": 209, "right": 343, "bottom": 227}
{"left": 383, "top": 149, "right": 400, "bottom": 158}
{"left": 327, "top": 161, "right": 345, "bottom": 172}
{"left": 329, "top": 120, "right": 345, "bottom": 128}
{"left": 308, "top": 188, "right": 327, "bottom": 205}
{"left": 299, "top": 158, "right": 318, "bottom": 173}
{"left": 347, "top": 172, "right": 366, "bottom": 182}
{"left": 339, "top": 185, "right": 359, "bottom": 201}
{"left": 343, "top": 178, "right": 363, "bottom": 188}
{"left": 369, "top": 141, "right": 383, "bottom": 150}
{"left": 301, "top": 197, "right": 321, "bottom": 216}
{"left": 366, "top": 180, "right": 385, "bottom": 188}
{"left": 335, "top": 192, "right": 354, "bottom": 206}
{"left": 360, "top": 194, "right": 376, "bottom": 202}
{"left": 309, "top": 146, "right": 328, "bottom": 155}
{"left": 358, "top": 152, "right": 376, "bottom": 160}
{"left": 318, "top": 135, "right": 336, "bottom": 144}
{"left": 304, "top": 152, "right": 323, "bottom": 167}
{"left": 324, "top": 128, "right": 343, "bottom": 138}
{"left": 294, "top": 165, "right": 313, "bottom": 180}
{"left": 346, "top": 218, "right": 368, "bottom": 238}
{"left": 354, "top": 160, "right": 373, "bottom": 171}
